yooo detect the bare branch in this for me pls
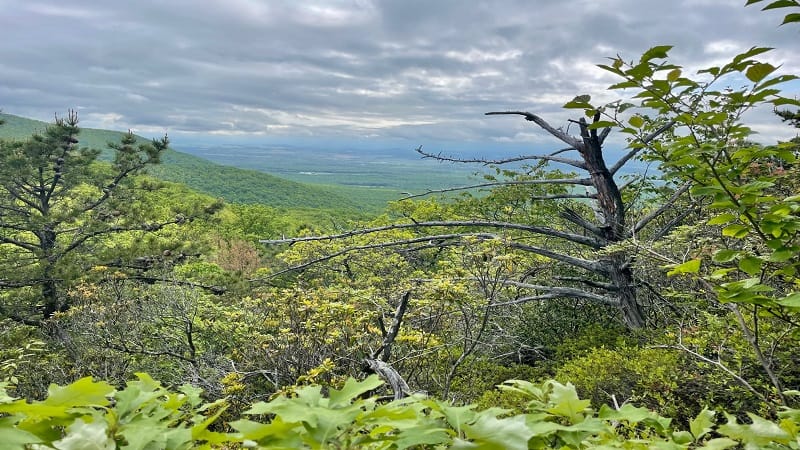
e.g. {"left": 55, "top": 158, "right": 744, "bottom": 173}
{"left": 399, "top": 179, "right": 593, "bottom": 200}
{"left": 491, "top": 291, "right": 618, "bottom": 307}
{"left": 486, "top": 111, "right": 583, "bottom": 149}
{"left": 442, "top": 276, "right": 618, "bottom": 306}
{"left": 559, "top": 207, "right": 605, "bottom": 237}
{"left": 261, "top": 220, "right": 606, "bottom": 249}
{"left": 372, "top": 291, "right": 411, "bottom": 361}
{"left": 257, "top": 233, "right": 497, "bottom": 279}
{"left": 416, "top": 146, "right": 587, "bottom": 170}
{"left": 609, "top": 119, "right": 676, "bottom": 175}
{"left": 552, "top": 276, "right": 618, "bottom": 290}
{"left": 632, "top": 182, "right": 692, "bottom": 234}
{"left": 507, "top": 242, "right": 607, "bottom": 275}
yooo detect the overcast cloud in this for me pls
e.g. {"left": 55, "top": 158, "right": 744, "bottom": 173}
{"left": 1, "top": 0, "right": 798, "bottom": 150}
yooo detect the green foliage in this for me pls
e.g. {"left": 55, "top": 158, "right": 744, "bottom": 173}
{"left": 746, "top": 0, "right": 800, "bottom": 25}
{"left": 555, "top": 345, "right": 685, "bottom": 416}
{"left": 4, "top": 374, "right": 800, "bottom": 449}
{"left": 0, "top": 374, "right": 226, "bottom": 449}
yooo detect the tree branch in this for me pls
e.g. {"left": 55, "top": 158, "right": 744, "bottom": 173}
{"left": 609, "top": 119, "right": 676, "bottom": 175}
{"left": 632, "top": 182, "right": 692, "bottom": 234}
{"left": 258, "top": 233, "right": 498, "bottom": 279}
{"left": 261, "top": 220, "right": 606, "bottom": 249}
{"left": 372, "top": 291, "right": 411, "bottom": 361}
{"left": 486, "top": 111, "right": 583, "bottom": 149}
{"left": 399, "top": 179, "right": 593, "bottom": 200}
{"left": 506, "top": 242, "right": 607, "bottom": 275}
{"left": 416, "top": 146, "right": 587, "bottom": 170}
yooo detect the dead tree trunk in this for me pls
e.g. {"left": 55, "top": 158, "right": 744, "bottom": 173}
{"left": 364, "top": 291, "right": 412, "bottom": 399}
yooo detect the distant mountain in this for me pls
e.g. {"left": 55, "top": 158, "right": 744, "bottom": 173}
{"left": 0, "top": 113, "right": 371, "bottom": 212}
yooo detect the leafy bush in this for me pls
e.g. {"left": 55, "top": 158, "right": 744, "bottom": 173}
{"left": 2, "top": 373, "right": 800, "bottom": 449}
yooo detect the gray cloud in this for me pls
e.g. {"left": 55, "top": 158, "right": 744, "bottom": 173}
{"left": 1, "top": 0, "right": 798, "bottom": 148}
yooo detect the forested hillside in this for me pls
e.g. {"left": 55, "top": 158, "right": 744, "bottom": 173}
{"left": 0, "top": 113, "right": 368, "bottom": 212}
{"left": 1, "top": 1, "right": 800, "bottom": 449}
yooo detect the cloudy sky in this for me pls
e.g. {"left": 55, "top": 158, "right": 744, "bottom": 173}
{"left": 1, "top": 0, "right": 798, "bottom": 152}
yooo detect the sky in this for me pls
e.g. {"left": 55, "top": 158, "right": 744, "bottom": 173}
{"left": 1, "top": 0, "right": 798, "bottom": 153}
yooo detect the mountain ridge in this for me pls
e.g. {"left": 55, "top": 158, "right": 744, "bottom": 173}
{"left": 0, "top": 113, "right": 374, "bottom": 212}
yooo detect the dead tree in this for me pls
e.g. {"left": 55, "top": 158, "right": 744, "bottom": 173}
{"left": 262, "top": 112, "right": 686, "bottom": 329}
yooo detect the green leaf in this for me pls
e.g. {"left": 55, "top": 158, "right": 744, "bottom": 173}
{"left": 563, "top": 94, "right": 592, "bottom": 109}
{"left": 718, "top": 413, "right": 791, "bottom": 446}
{"left": 328, "top": 375, "right": 383, "bottom": 407}
{"left": 763, "top": 0, "right": 800, "bottom": 10}
{"left": 769, "top": 248, "right": 796, "bottom": 262}
{"left": 0, "top": 422, "right": 43, "bottom": 449}
{"left": 746, "top": 63, "right": 777, "bottom": 83}
{"left": 777, "top": 292, "right": 800, "bottom": 308}
{"left": 732, "top": 46, "right": 773, "bottom": 64}
{"left": 667, "top": 68, "right": 682, "bottom": 81}
{"left": 462, "top": 413, "right": 534, "bottom": 450}
{"left": 712, "top": 249, "right": 739, "bottom": 263}
{"left": 546, "top": 382, "right": 590, "bottom": 423}
{"left": 722, "top": 224, "right": 750, "bottom": 238}
{"left": 608, "top": 80, "right": 639, "bottom": 89}
{"left": 707, "top": 213, "right": 736, "bottom": 225}
{"left": 690, "top": 408, "right": 716, "bottom": 440}
{"left": 44, "top": 377, "right": 114, "bottom": 408}
{"left": 738, "top": 256, "right": 763, "bottom": 275}
{"left": 587, "top": 120, "right": 617, "bottom": 130}
{"left": 52, "top": 418, "right": 115, "bottom": 450}
{"left": 640, "top": 45, "right": 673, "bottom": 62}
{"left": 700, "top": 438, "right": 738, "bottom": 449}
{"left": 628, "top": 115, "right": 644, "bottom": 129}
{"left": 667, "top": 259, "right": 701, "bottom": 276}
{"left": 782, "top": 13, "right": 800, "bottom": 24}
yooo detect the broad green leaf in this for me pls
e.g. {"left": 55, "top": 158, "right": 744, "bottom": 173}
{"left": 782, "top": 12, "right": 800, "bottom": 24}
{"left": 0, "top": 422, "right": 43, "bottom": 449}
{"left": 707, "top": 213, "right": 736, "bottom": 225}
{"left": 777, "top": 292, "right": 800, "bottom": 308}
{"left": 230, "top": 417, "right": 301, "bottom": 443}
{"left": 546, "top": 382, "right": 590, "bottom": 423}
{"left": 394, "top": 425, "right": 451, "bottom": 449}
{"left": 672, "top": 430, "right": 694, "bottom": 444}
{"left": 738, "top": 256, "right": 763, "bottom": 275}
{"left": 628, "top": 115, "right": 644, "bottom": 128}
{"left": 732, "top": 46, "right": 773, "bottom": 64}
{"left": 462, "top": 413, "right": 534, "bottom": 450}
{"left": 690, "top": 408, "right": 716, "bottom": 440}
{"left": 609, "top": 80, "right": 639, "bottom": 89}
{"left": 563, "top": 94, "right": 592, "bottom": 109}
{"left": 700, "top": 438, "right": 738, "bottom": 449}
{"left": 762, "top": 0, "right": 798, "bottom": 9}
{"left": 667, "top": 68, "right": 682, "bottom": 81}
{"left": 667, "top": 259, "right": 701, "bottom": 276}
{"left": 328, "top": 375, "right": 384, "bottom": 407}
{"left": 640, "top": 45, "right": 673, "bottom": 62}
{"left": 721, "top": 224, "right": 749, "bottom": 238}
{"left": 44, "top": 377, "right": 114, "bottom": 408}
{"left": 769, "top": 248, "right": 796, "bottom": 262}
{"left": 52, "top": 418, "right": 115, "bottom": 450}
{"left": 718, "top": 413, "right": 791, "bottom": 446}
{"left": 598, "top": 403, "right": 656, "bottom": 424}
{"left": 712, "top": 249, "right": 739, "bottom": 263}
